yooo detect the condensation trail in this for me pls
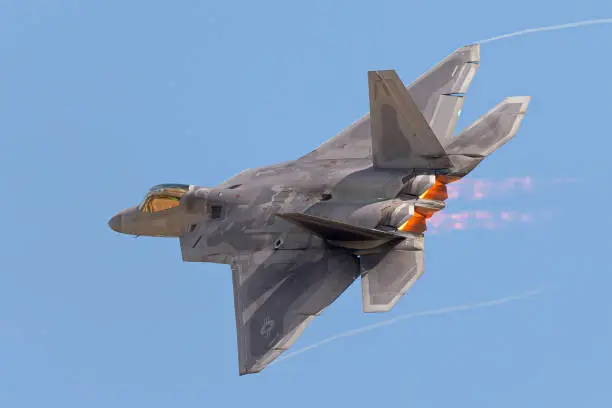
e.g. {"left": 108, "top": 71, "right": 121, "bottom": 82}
{"left": 475, "top": 18, "right": 612, "bottom": 44}
{"left": 273, "top": 288, "right": 543, "bottom": 365}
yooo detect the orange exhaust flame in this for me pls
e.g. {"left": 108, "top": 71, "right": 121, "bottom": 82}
{"left": 419, "top": 181, "right": 448, "bottom": 201}
{"left": 397, "top": 175, "right": 557, "bottom": 233}
{"left": 398, "top": 212, "right": 427, "bottom": 233}
{"left": 419, "top": 175, "right": 459, "bottom": 201}
{"left": 398, "top": 175, "right": 460, "bottom": 233}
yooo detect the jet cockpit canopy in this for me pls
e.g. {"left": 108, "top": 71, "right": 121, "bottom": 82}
{"left": 138, "top": 184, "right": 192, "bottom": 213}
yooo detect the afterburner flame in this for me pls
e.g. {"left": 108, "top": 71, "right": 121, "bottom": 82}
{"left": 398, "top": 212, "right": 427, "bottom": 233}
{"left": 398, "top": 175, "right": 460, "bottom": 233}
{"left": 419, "top": 178, "right": 448, "bottom": 201}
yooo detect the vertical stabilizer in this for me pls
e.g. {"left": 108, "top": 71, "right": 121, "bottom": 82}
{"left": 368, "top": 70, "right": 451, "bottom": 170}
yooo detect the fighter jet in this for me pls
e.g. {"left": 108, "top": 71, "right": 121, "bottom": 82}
{"left": 108, "top": 44, "right": 530, "bottom": 375}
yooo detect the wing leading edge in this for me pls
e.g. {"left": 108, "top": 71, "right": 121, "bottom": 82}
{"left": 231, "top": 248, "right": 360, "bottom": 375}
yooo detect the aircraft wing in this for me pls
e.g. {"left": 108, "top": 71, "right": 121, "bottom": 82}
{"left": 298, "top": 44, "right": 480, "bottom": 162}
{"left": 230, "top": 247, "right": 360, "bottom": 375}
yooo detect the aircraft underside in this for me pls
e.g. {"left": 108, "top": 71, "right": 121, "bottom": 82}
{"left": 109, "top": 42, "right": 531, "bottom": 375}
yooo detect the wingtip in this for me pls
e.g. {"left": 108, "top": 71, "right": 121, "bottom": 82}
{"left": 239, "top": 366, "right": 262, "bottom": 376}
{"left": 505, "top": 95, "right": 531, "bottom": 102}
{"left": 367, "top": 69, "right": 399, "bottom": 80}
{"left": 457, "top": 43, "right": 480, "bottom": 62}
{"left": 362, "top": 304, "right": 394, "bottom": 313}
{"left": 505, "top": 96, "right": 532, "bottom": 112}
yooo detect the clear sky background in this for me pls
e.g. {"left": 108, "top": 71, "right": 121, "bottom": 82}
{"left": 2, "top": 1, "right": 612, "bottom": 407}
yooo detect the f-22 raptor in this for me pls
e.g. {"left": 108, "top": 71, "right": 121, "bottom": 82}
{"left": 108, "top": 44, "right": 530, "bottom": 375}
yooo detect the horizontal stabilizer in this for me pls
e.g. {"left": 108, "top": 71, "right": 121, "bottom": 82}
{"left": 361, "top": 246, "right": 424, "bottom": 313}
{"left": 368, "top": 70, "right": 451, "bottom": 170}
{"left": 277, "top": 212, "right": 404, "bottom": 244}
{"left": 445, "top": 96, "right": 531, "bottom": 157}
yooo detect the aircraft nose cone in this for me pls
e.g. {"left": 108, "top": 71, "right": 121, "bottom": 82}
{"left": 108, "top": 214, "right": 122, "bottom": 232}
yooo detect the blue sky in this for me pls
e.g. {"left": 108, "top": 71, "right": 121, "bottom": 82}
{"left": 2, "top": 1, "right": 612, "bottom": 406}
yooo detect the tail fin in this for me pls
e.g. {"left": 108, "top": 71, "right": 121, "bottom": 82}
{"left": 445, "top": 96, "right": 531, "bottom": 177}
{"left": 408, "top": 44, "right": 480, "bottom": 145}
{"left": 368, "top": 70, "right": 451, "bottom": 170}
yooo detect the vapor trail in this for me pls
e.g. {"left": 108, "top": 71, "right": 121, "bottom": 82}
{"left": 274, "top": 288, "right": 543, "bottom": 364}
{"left": 475, "top": 18, "right": 612, "bottom": 44}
